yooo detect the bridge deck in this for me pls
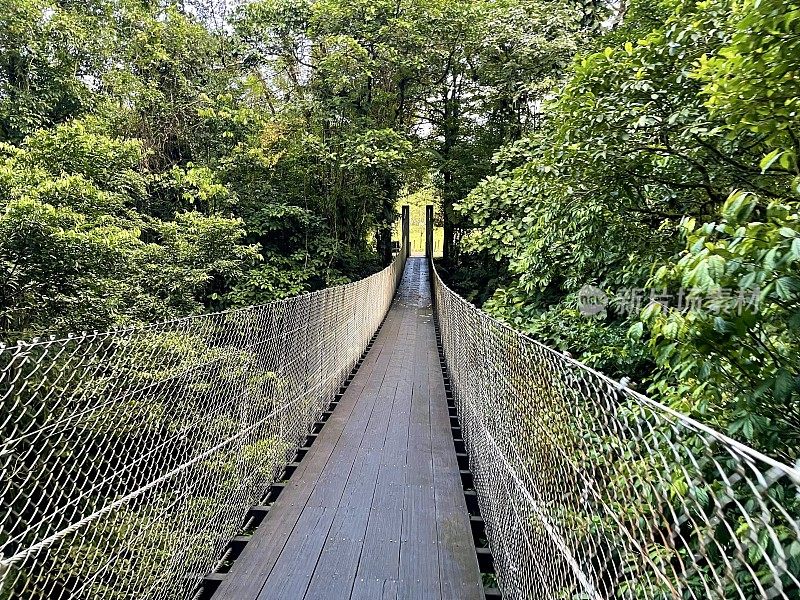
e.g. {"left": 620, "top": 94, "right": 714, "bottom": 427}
{"left": 214, "top": 258, "right": 484, "bottom": 600}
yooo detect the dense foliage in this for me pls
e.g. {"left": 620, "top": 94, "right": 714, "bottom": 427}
{"left": 3, "top": 0, "right": 794, "bottom": 454}
{"left": 2, "top": 0, "right": 798, "bottom": 598}
{"left": 455, "top": 0, "right": 800, "bottom": 460}
{"left": 0, "top": 0, "right": 396, "bottom": 339}
{"left": 0, "top": 0, "right": 588, "bottom": 340}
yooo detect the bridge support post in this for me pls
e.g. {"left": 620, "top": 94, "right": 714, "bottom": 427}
{"left": 402, "top": 205, "right": 410, "bottom": 257}
{"left": 425, "top": 204, "right": 434, "bottom": 258}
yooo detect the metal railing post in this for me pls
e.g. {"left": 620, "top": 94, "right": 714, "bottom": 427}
{"left": 425, "top": 204, "right": 434, "bottom": 259}
{"left": 401, "top": 205, "right": 410, "bottom": 257}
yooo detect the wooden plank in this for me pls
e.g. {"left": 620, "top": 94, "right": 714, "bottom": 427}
{"left": 215, "top": 304, "right": 402, "bottom": 598}
{"left": 397, "top": 285, "right": 440, "bottom": 600}
{"left": 427, "top": 339, "right": 485, "bottom": 600}
{"left": 254, "top": 290, "right": 410, "bottom": 600}
{"left": 417, "top": 259, "right": 485, "bottom": 600}
{"left": 217, "top": 258, "right": 484, "bottom": 600}
{"left": 256, "top": 449, "right": 377, "bottom": 599}
{"left": 350, "top": 297, "right": 415, "bottom": 600}
{"left": 302, "top": 383, "right": 402, "bottom": 599}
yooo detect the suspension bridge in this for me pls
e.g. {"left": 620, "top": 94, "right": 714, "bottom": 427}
{"left": 2, "top": 208, "right": 799, "bottom": 600}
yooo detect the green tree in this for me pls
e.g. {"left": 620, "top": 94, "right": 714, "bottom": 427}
{"left": 423, "top": 0, "right": 583, "bottom": 260}
{"left": 0, "top": 120, "right": 257, "bottom": 338}
{"left": 0, "top": 0, "right": 112, "bottom": 141}
{"left": 456, "top": 0, "right": 800, "bottom": 457}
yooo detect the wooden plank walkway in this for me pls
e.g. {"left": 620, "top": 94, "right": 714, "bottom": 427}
{"left": 214, "top": 258, "right": 484, "bottom": 600}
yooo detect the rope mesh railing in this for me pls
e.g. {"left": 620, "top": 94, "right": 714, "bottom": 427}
{"left": 0, "top": 246, "right": 406, "bottom": 600}
{"left": 431, "top": 261, "right": 800, "bottom": 600}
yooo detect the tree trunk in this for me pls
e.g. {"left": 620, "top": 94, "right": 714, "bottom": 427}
{"left": 441, "top": 82, "right": 459, "bottom": 262}
{"left": 377, "top": 227, "right": 393, "bottom": 265}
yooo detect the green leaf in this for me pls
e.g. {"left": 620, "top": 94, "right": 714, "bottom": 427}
{"left": 775, "top": 370, "right": 796, "bottom": 401}
{"left": 775, "top": 277, "right": 799, "bottom": 300}
{"left": 759, "top": 149, "right": 785, "bottom": 172}
{"left": 779, "top": 227, "right": 798, "bottom": 238}
{"left": 743, "top": 418, "right": 754, "bottom": 441}
{"left": 628, "top": 321, "right": 644, "bottom": 340}
{"left": 792, "top": 238, "right": 800, "bottom": 260}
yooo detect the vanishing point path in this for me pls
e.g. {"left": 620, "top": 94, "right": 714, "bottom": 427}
{"left": 214, "top": 257, "right": 484, "bottom": 600}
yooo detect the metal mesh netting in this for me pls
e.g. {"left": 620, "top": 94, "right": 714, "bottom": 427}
{"left": 0, "top": 247, "right": 406, "bottom": 600}
{"left": 431, "top": 262, "right": 800, "bottom": 600}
